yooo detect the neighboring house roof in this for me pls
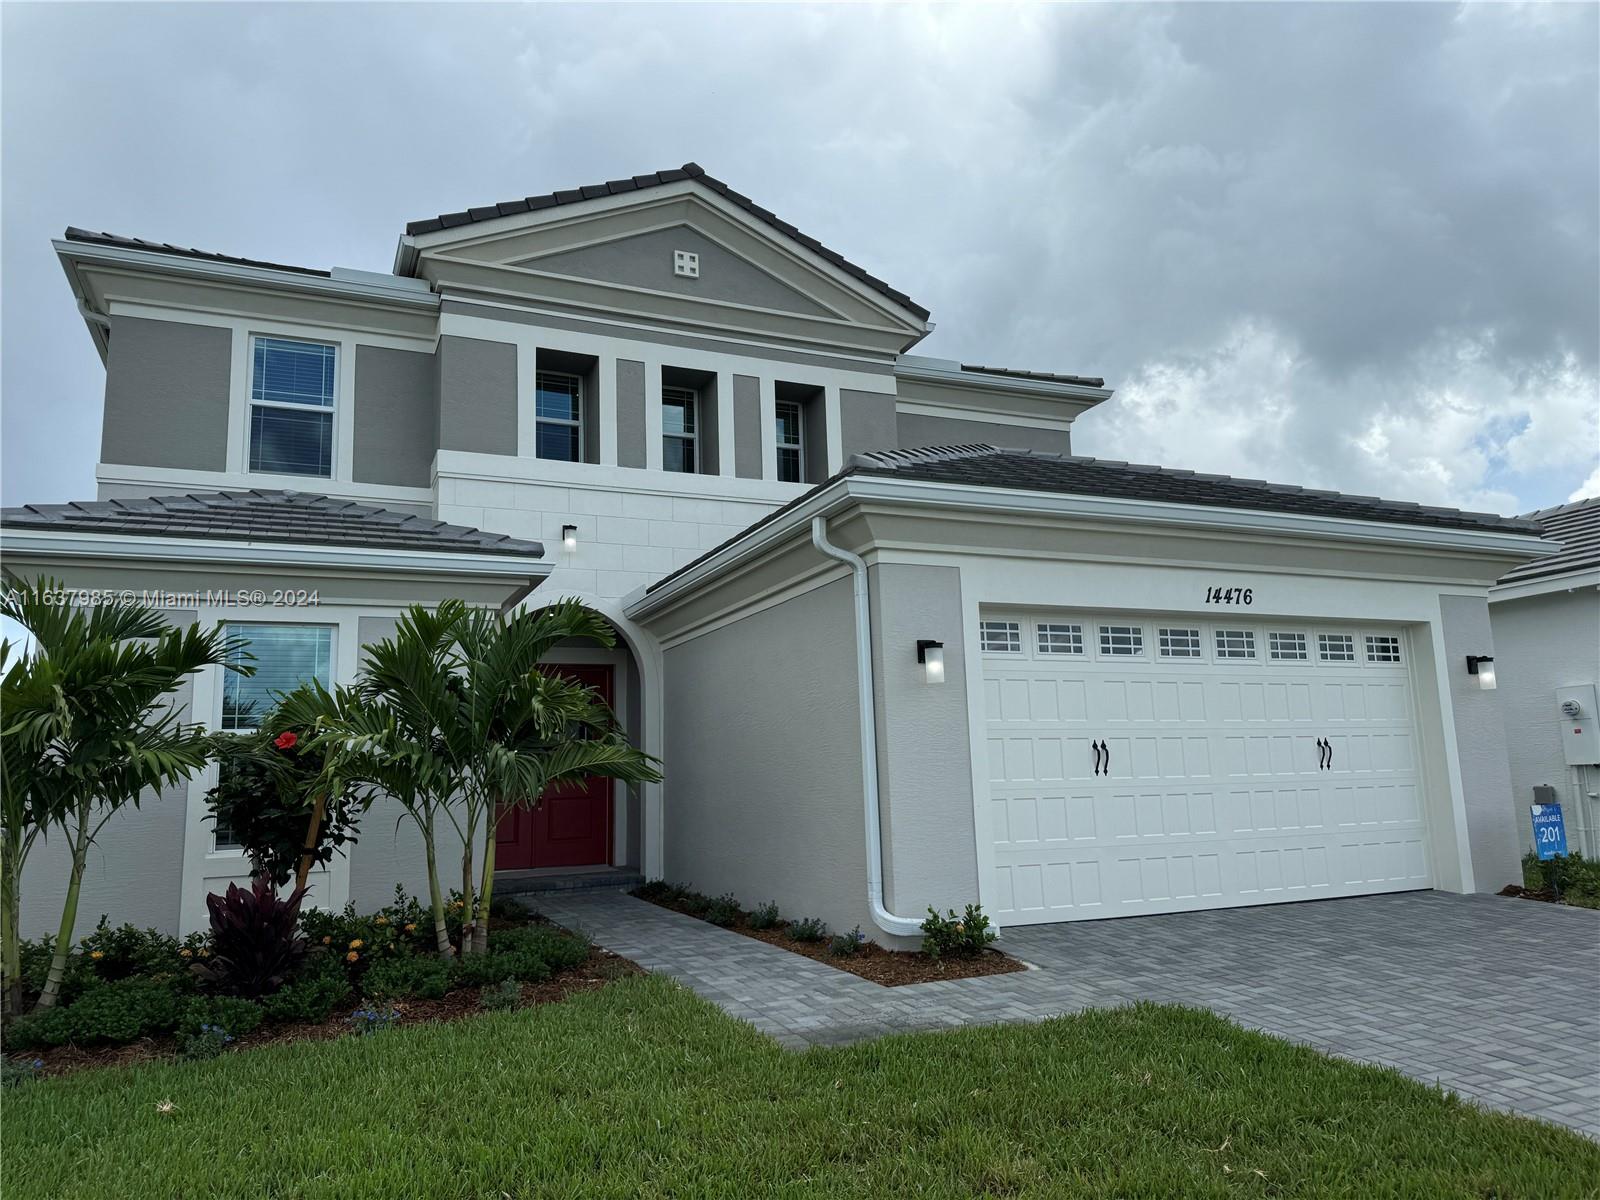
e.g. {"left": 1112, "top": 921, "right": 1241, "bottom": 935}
{"left": 403, "top": 162, "right": 931, "bottom": 320}
{"left": 1496, "top": 495, "right": 1600, "bottom": 587}
{"left": 958, "top": 364, "right": 1106, "bottom": 389}
{"left": 62, "top": 227, "right": 332, "bottom": 278}
{"left": 646, "top": 444, "right": 1540, "bottom": 596}
{"left": 1, "top": 490, "right": 545, "bottom": 559}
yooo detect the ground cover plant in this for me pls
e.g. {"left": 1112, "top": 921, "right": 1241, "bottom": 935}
{"left": 0, "top": 887, "right": 625, "bottom": 1078}
{"left": 4, "top": 976, "right": 1595, "bottom": 1200}
{"left": 632, "top": 883, "right": 1023, "bottom": 986}
{"left": 1502, "top": 851, "right": 1600, "bottom": 910}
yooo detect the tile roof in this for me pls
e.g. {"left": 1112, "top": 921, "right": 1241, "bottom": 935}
{"left": 645, "top": 444, "right": 1542, "bottom": 597}
{"left": 404, "top": 162, "right": 931, "bottom": 320}
{"left": 2, "top": 490, "right": 544, "bottom": 560}
{"left": 1497, "top": 495, "right": 1600, "bottom": 586}
{"left": 958, "top": 364, "right": 1106, "bottom": 389}
{"left": 850, "top": 446, "right": 1541, "bottom": 535}
{"left": 63, "top": 227, "right": 331, "bottom": 278}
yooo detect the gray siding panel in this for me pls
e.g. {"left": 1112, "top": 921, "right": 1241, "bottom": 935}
{"left": 840, "top": 389, "right": 898, "bottom": 459}
{"left": 733, "top": 374, "right": 762, "bottom": 479}
{"left": 897, "top": 412, "right": 1070, "bottom": 455}
{"left": 616, "top": 359, "right": 647, "bottom": 469}
{"left": 1440, "top": 594, "right": 1524, "bottom": 891}
{"left": 353, "top": 346, "right": 438, "bottom": 487}
{"left": 101, "top": 316, "right": 231, "bottom": 471}
{"left": 437, "top": 335, "right": 517, "bottom": 454}
{"left": 662, "top": 579, "right": 873, "bottom": 937}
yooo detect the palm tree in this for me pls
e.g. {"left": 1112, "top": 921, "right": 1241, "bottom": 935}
{"left": 0, "top": 578, "right": 243, "bottom": 1010}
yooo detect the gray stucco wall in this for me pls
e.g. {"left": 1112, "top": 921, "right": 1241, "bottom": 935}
{"left": 840, "top": 389, "right": 898, "bottom": 459}
{"left": 733, "top": 374, "right": 762, "bottom": 479}
{"left": 802, "top": 395, "right": 828, "bottom": 483}
{"left": 437, "top": 335, "right": 517, "bottom": 455}
{"left": 661, "top": 578, "right": 873, "bottom": 936}
{"left": 616, "top": 359, "right": 646, "bottom": 469}
{"left": 17, "top": 651, "right": 197, "bottom": 939}
{"left": 101, "top": 316, "right": 231, "bottom": 471}
{"left": 517, "top": 225, "right": 834, "bottom": 317}
{"left": 1489, "top": 587, "right": 1600, "bottom": 852}
{"left": 1439, "top": 594, "right": 1524, "bottom": 891}
{"left": 897, "top": 412, "right": 1070, "bottom": 455}
{"left": 353, "top": 345, "right": 438, "bottom": 487}
{"left": 867, "top": 564, "right": 980, "bottom": 917}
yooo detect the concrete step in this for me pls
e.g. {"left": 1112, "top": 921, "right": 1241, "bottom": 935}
{"left": 495, "top": 868, "right": 643, "bottom": 897}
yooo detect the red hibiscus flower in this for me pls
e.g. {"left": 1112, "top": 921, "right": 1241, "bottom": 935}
{"left": 274, "top": 731, "right": 298, "bottom": 751}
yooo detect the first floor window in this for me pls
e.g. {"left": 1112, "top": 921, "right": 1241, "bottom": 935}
{"left": 249, "top": 336, "right": 335, "bottom": 477}
{"left": 536, "top": 371, "right": 583, "bottom": 462}
{"left": 662, "top": 385, "right": 698, "bottom": 473}
{"left": 776, "top": 400, "right": 804, "bottom": 483}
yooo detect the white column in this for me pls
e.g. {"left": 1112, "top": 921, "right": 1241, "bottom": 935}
{"left": 644, "top": 359, "right": 663, "bottom": 472}
{"left": 760, "top": 377, "right": 777, "bottom": 481}
{"left": 514, "top": 332, "right": 538, "bottom": 459}
{"left": 716, "top": 369, "right": 736, "bottom": 476}
{"left": 824, "top": 383, "right": 844, "bottom": 474}
{"left": 598, "top": 353, "right": 618, "bottom": 466}
{"left": 225, "top": 322, "right": 250, "bottom": 473}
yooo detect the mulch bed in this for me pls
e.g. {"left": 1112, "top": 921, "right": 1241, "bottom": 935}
{"left": 635, "top": 895, "right": 1024, "bottom": 986}
{"left": 22, "top": 944, "right": 641, "bottom": 1080}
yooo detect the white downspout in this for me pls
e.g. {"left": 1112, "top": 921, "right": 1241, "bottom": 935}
{"left": 811, "top": 515, "right": 924, "bottom": 939}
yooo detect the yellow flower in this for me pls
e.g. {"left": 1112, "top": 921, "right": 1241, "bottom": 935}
{"left": 403, "top": 923, "right": 416, "bottom": 934}
{"left": 89, "top": 950, "right": 104, "bottom": 960}
{"left": 346, "top": 950, "right": 359, "bottom": 963}
{"left": 321, "top": 935, "right": 331, "bottom": 945}
{"left": 348, "top": 939, "right": 364, "bottom": 950}
{"left": 197, "top": 948, "right": 210, "bottom": 957}
{"left": 179, "top": 948, "right": 193, "bottom": 959}
{"left": 374, "top": 916, "right": 389, "bottom": 926}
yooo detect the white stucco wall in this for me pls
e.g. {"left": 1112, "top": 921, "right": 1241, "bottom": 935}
{"left": 1489, "top": 585, "right": 1600, "bottom": 855}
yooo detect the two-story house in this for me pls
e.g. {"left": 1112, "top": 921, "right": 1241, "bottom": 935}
{"left": 3, "top": 164, "right": 1552, "bottom": 943}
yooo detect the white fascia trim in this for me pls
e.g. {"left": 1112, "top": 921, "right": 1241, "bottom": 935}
{"left": 0, "top": 528, "right": 551, "bottom": 583}
{"left": 1488, "top": 567, "right": 1600, "bottom": 604}
{"left": 627, "top": 475, "right": 1555, "bottom": 620}
{"left": 894, "top": 361, "right": 1112, "bottom": 405}
{"left": 895, "top": 400, "right": 1074, "bottom": 432}
{"left": 55, "top": 241, "right": 441, "bottom": 314}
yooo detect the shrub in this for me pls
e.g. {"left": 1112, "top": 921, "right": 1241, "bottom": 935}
{"left": 302, "top": 889, "right": 434, "bottom": 975}
{"left": 362, "top": 955, "right": 450, "bottom": 1004}
{"left": 788, "top": 917, "right": 827, "bottom": 944}
{"left": 178, "top": 995, "right": 264, "bottom": 1040}
{"left": 631, "top": 880, "right": 684, "bottom": 903}
{"left": 261, "top": 972, "right": 352, "bottom": 1024}
{"left": 450, "top": 949, "right": 551, "bottom": 989}
{"left": 76, "top": 918, "right": 196, "bottom": 986}
{"left": 17, "top": 935, "right": 96, "bottom": 1008}
{"left": 1, "top": 1056, "right": 45, "bottom": 1087}
{"left": 704, "top": 894, "right": 740, "bottom": 927}
{"left": 177, "top": 1024, "right": 234, "bottom": 1061}
{"left": 921, "top": 904, "right": 998, "bottom": 959}
{"left": 677, "top": 890, "right": 713, "bottom": 917}
{"left": 747, "top": 902, "right": 781, "bottom": 931}
{"left": 829, "top": 926, "right": 865, "bottom": 957}
{"left": 62, "top": 977, "right": 183, "bottom": 1044}
{"left": 1522, "top": 851, "right": 1600, "bottom": 909}
{"left": 479, "top": 979, "right": 521, "bottom": 1011}
{"left": 193, "top": 878, "right": 307, "bottom": 998}
{"left": 4, "top": 1005, "right": 74, "bottom": 1050}
{"left": 348, "top": 1006, "right": 400, "bottom": 1036}
{"left": 490, "top": 925, "right": 589, "bottom": 971}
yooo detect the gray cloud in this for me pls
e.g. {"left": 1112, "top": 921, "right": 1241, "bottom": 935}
{"left": 4, "top": 2, "right": 1595, "bottom": 514}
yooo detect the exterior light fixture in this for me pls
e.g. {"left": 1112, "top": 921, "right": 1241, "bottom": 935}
{"left": 1466, "top": 655, "right": 1496, "bottom": 690}
{"left": 561, "top": 524, "right": 578, "bottom": 551}
{"left": 916, "top": 639, "right": 946, "bottom": 684}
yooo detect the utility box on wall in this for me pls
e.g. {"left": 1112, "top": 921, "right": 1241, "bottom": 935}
{"left": 1556, "top": 684, "right": 1600, "bottom": 766}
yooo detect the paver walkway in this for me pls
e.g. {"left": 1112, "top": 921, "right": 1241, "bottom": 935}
{"left": 536, "top": 888, "right": 1600, "bottom": 1136}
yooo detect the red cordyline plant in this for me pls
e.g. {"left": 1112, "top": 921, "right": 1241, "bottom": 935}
{"left": 192, "top": 878, "right": 308, "bottom": 999}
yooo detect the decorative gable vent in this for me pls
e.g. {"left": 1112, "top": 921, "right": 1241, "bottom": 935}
{"left": 673, "top": 249, "right": 700, "bottom": 278}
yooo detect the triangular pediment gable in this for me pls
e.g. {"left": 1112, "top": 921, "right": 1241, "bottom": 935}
{"left": 404, "top": 174, "right": 929, "bottom": 348}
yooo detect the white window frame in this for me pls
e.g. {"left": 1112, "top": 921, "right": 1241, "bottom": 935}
{"left": 215, "top": 622, "right": 337, "bottom": 851}
{"left": 1364, "top": 633, "right": 1403, "bottom": 664}
{"left": 980, "top": 619, "right": 1023, "bottom": 654}
{"left": 1097, "top": 624, "right": 1145, "bottom": 658}
{"left": 775, "top": 399, "right": 805, "bottom": 484}
{"left": 1317, "top": 632, "right": 1357, "bottom": 663}
{"left": 1268, "top": 631, "right": 1309, "bottom": 662}
{"left": 1214, "top": 628, "right": 1258, "bottom": 660}
{"left": 1157, "top": 626, "right": 1204, "bottom": 660}
{"left": 1036, "top": 622, "right": 1085, "bottom": 655}
{"left": 662, "top": 384, "right": 698, "bottom": 474}
{"left": 535, "top": 369, "right": 585, "bottom": 463}
{"left": 247, "top": 334, "right": 338, "bottom": 479}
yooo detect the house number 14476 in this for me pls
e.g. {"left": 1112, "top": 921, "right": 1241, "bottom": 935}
{"left": 1205, "top": 586, "right": 1254, "bottom": 605}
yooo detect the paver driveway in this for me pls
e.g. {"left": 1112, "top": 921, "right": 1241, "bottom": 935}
{"left": 537, "top": 889, "right": 1600, "bottom": 1135}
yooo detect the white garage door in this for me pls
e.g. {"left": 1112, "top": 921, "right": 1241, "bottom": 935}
{"left": 981, "top": 612, "right": 1431, "bottom": 924}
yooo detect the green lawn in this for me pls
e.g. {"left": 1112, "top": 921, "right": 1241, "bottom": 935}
{"left": 3, "top": 976, "right": 1594, "bottom": 1199}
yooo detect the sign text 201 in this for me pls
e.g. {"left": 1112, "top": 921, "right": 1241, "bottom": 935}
{"left": 1204, "top": 585, "right": 1254, "bottom": 605}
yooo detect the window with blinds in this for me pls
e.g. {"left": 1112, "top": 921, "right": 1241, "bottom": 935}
{"left": 249, "top": 337, "right": 335, "bottom": 476}
{"left": 221, "top": 624, "right": 334, "bottom": 732}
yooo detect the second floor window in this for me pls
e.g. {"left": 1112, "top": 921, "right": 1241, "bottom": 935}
{"left": 536, "top": 371, "right": 583, "bottom": 462}
{"left": 776, "top": 400, "right": 804, "bottom": 483}
{"left": 662, "top": 386, "right": 698, "bottom": 473}
{"left": 249, "top": 336, "right": 335, "bottom": 477}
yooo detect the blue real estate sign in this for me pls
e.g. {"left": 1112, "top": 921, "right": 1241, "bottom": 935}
{"left": 1530, "top": 804, "right": 1568, "bottom": 861}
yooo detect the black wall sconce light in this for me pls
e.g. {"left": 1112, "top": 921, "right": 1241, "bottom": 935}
{"left": 561, "top": 524, "right": 578, "bottom": 551}
{"left": 1466, "top": 655, "right": 1497, "bottom": 690}
{"left": 917, "top": 639, "right": 946, "bottom": 684}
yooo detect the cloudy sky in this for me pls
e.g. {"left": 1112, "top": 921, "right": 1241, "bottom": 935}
{"left": 3, "top": 2, "right": 1596, "bottom": 516}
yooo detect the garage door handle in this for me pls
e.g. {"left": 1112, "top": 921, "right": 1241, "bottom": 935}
{"left": 1325, "top": 741, "right": 1334, "bottom": 770}
{"left": 1316, "top": 738, "right": 1331, "bottom": 770}
{"left": 1101, "top": 741, "right": 1111, "bottom": 775}
{"left": 1092, "top": 740, "right": 1105, "bottom": 776}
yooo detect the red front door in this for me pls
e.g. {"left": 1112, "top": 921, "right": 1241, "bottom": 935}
{"left": 494, "top": 664, "right": 614, "bottom": 870}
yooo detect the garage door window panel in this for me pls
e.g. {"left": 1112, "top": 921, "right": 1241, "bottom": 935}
{"left": 1365, "top": 635, "right": 1402, "bottom": 664}
{"left": 981, "top": 620, "right": 1022, "bottom": 654}
{"left": 1269, "top": 631, "right": 1308, "bottom": 661}
{"left": 1037, "top": 623, "right": 1084, "bottom": 655}
{"left": 1215, "top": 629, "right": 1257, "bottom": 659}
{"left": 1158, "top": 627, "right": 1203, "bottom": 659}
{"left": 1318, "top": 633, "right": 1356, "bottom": 662}
{"left": 1098, "top": 625, "right": 1144, "bottom": 657}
